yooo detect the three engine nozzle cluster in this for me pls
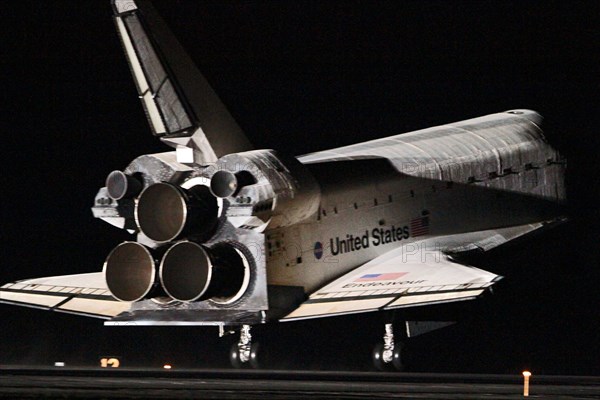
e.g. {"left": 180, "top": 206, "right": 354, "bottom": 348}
{"left": 103, "top": 173, "right": 251, "bottom": 304}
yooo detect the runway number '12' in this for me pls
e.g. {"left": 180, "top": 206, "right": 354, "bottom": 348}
{"left": 100, "top": 357, "right": 120, "bottom": 368}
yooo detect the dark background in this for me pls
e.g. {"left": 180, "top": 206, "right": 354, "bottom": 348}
{"left": 0, "top": 1, "right": 598, "bottom": 374}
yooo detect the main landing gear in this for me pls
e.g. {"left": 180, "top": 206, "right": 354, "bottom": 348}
{"left": 230, "top": 325, "right": 260, "bottom": 369}
{"left": 372, "top": 323, "right": 404, "bottom": 371}
{"left": 226, "top": 320, "right": 452, "bottom": 370}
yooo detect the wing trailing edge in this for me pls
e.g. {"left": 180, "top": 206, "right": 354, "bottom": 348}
{"left": 282, "top": 246, "right": 501, "bottom": 321}
{"left": 0, "top": 273, "right": 131, "bottom": 319}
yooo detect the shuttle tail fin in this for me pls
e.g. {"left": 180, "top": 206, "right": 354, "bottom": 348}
{"left": 112, "top": 0, "right": 253, "bottom": 164}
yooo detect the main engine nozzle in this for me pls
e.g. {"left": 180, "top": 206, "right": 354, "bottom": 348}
{"left": 160, "top": 242, "right": 250, "bottom": 303}
{"left": 103, "top": 241, "right": 159, "bottom": 302}
{"left": 135, "top": 183, "right": 218, "bottom": 243}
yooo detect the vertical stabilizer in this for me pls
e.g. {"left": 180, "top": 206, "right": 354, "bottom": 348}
{"left": 112, "top": 0, "right": 253, "bottom": 164}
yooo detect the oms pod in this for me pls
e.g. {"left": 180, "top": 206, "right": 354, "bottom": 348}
{"left": 105, "top": 170, "right": 143, "bottom": 200}
{"left": 159, "top": 241, "right": 251, "bottom": 304}
{"left": 210, "top": 170, "right": 256, "bottom": 198}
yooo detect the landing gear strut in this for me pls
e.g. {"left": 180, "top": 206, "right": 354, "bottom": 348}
{"left": 372, "top": 323, "right": 404, "bottom": 371}
{"left": 230, "top": 325, "right": 260, "bottom": 368}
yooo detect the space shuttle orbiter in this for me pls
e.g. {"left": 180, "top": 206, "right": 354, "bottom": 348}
{"left": 0, "top": 0, "right": 566, "bottom": 369}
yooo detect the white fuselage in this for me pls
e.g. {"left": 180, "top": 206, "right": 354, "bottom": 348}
{"left": 266, "top": 110, "right": 565, "bottom": 293}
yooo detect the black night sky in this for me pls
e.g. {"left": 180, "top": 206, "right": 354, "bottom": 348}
{"left": 1, "top": 1, "right": 598, "bottom": 374}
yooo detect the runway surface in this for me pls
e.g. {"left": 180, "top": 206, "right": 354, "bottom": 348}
{"left": 0, "top": 366, "right": 598, "bottom": 399}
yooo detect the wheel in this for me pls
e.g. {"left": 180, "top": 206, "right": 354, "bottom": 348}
{"left": 230, "top": 344, "right": 243, "bottom": 369}
{"left": 372, "top": 343, "right": 388, "bottom": 371}
{"left": 249, "top": 343, "right": 260, "bottom": 369}
{"left": 392, "top": 342, "right": 405, "bottom": 371}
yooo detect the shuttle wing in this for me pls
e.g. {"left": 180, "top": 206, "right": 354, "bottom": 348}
{"left": 282, "top": 247, "right": 501, "bottom": 321}
{"left": 112, "top": 0, "right": 253, "bottom": 163}
{"left": 0, "top": 273, "right": 130, "bottom": 319}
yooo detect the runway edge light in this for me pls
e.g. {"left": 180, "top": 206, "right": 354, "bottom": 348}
{"left": 522, "top": 371, "right": 532, "bottom": 396}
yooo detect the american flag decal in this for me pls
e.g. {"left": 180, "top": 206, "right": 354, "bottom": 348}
{"left": 355, "top": 272, "right": 408, "bottom": 282}
{"left": 410, "top": 215, "right": 430, "bottom": 236}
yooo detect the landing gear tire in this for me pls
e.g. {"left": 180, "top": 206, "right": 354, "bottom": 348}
{"left": 392, "top": 342, "right": 405, "bottom": 371}
{"left": 373, "top": 322, "right": 406, "bottom": 371}
{"left": 372, "top": 343, "right": 389, "bottom": 371}
{"left": 230, "top": 343, "right": 244, "bottom": 369}
{"left": 230, "top": 342, "right": 261, "bottom": 369}
{"left": 230, "top": 325, "right": 259, "bottom": 369}
{"left": 372, "top": 342, "right": 405, "bottom": 371}
{"left": 249, "top": 343, "right": 260, "bottom": 369}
